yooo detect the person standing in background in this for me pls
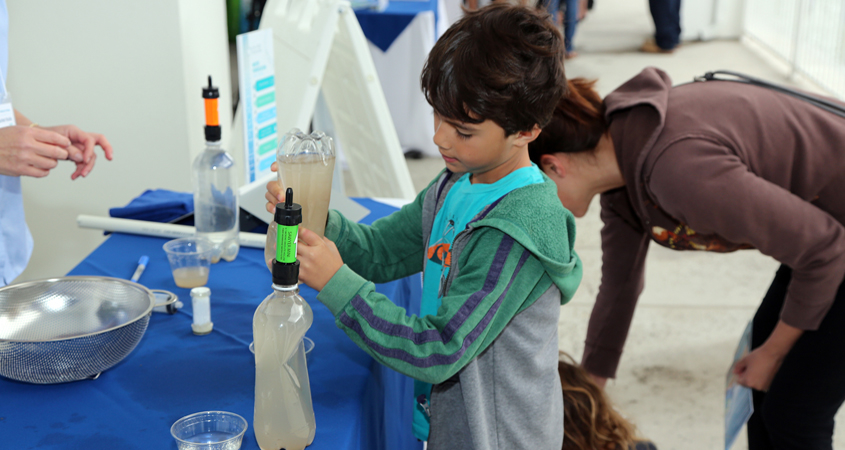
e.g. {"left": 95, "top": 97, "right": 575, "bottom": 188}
{"left": 0, "top": 0, "right": 113, "bottom": 286}
{"left": 641, "top": 0, "right": 681, "bottom": 53}
{"left": 561, "top": 0, "right": 588, "bottom": 58}
{"left": 537, "top": 0, "right": 590, "bottom": 59}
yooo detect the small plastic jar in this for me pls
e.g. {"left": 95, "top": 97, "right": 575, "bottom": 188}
{"left": 190, "top": 287, "right": 213, "bottom": 335}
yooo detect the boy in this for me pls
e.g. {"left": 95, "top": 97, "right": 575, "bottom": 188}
{"left": 266, "top": 4, "right": 581, "bottom": 448}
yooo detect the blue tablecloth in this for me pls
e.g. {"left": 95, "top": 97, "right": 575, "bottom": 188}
{"left": 1, "top": 198, "right": 423, "bottom": 450}
{"left": 355, "top": 0, "right": 439, "bottom": 52}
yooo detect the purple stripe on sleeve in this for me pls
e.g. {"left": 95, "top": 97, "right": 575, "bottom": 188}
{"left": 348, "top": 235, "right": 515, "bottom": 345}
{"left": 338, "top": 248, "right": 531, "bottom": 369}
{"left": 439, "top": 236, "right": 514, "bottom": 342}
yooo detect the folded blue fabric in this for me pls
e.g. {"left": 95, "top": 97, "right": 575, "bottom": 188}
{"left": 109, "top": 189, "right": 193, "bottom": 223}
{"left": 355, "top": 0, "right": 438, "bottom": 52}
{"left": 355, "top": 13, "right": 415, "bottom": 52}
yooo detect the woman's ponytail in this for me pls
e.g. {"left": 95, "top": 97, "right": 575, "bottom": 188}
{"left": 529, "top": 78, "right": 607, "bottom": 163}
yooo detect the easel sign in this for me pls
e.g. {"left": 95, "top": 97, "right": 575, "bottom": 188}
{"left": 232, "top": 0, "right": 415, "bottom": 224}
{"left": 236, "top": 28, "right": 278, "bottom": 184}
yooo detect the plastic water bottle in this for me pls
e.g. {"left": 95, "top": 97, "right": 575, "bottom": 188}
{"left": 264, "top": 128, "right": 335, "bottom": 270}
{"left": 253, "top": 188, "right": 316, "bottom": 450}
{"left": 193, "top": 76, "right": 239, "bottom": 263}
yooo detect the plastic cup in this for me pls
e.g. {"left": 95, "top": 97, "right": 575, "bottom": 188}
{"left": 170, "top": 411, "right": 247, "bottom": 450}
{"left": 163, "top": 237, "right": 214, "bottom": 289}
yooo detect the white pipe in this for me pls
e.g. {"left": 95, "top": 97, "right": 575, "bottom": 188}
{"left": 76, "top": 215, "right": 266, "bottom": 249}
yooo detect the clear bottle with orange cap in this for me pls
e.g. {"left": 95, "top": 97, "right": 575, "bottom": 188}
{"left": 192, "top": 75, "right": 239, "bottom": 263}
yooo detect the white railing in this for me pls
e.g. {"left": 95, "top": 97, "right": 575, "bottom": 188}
{"left": 744, "top": 0, "right": 845, "bottom": 99}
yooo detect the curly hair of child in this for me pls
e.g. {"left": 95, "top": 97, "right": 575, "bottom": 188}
{"left": 559, "top": 352, "right": 643, "bottom": 450}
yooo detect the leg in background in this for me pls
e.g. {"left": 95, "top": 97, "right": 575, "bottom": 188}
{"left": 562, "top": 0, "right": 578, "bottom": 56}
{"left": 647, "top": 0, "right": 681, "bottom": 50}
{"left": 539, "top": 0, "right": 561, "bottom": 24}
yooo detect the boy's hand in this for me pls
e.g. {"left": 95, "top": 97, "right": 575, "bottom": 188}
{"left": 264, "top": 161, "right": 281, "bottom": 213}
{"left": 265, "top": 179, "right": 284, "bottom": 213}
{"left": 297, "top": 227, "right": 343, "bottom": 291}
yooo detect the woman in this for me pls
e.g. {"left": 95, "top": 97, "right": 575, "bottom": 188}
{"left": 529, "top": 67, "right": 845, "bottom": 450}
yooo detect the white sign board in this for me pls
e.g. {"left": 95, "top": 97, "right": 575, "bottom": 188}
{"left": 236, "top": 28, "right": 278, "bottom": 184}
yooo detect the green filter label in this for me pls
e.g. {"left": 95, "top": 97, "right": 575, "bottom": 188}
{"left": 277, "top": 224, "right": 298, "bottom": 263}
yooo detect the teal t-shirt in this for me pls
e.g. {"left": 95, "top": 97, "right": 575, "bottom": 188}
{"left": 413, "top": 164, "right": 545, "bottom": 440}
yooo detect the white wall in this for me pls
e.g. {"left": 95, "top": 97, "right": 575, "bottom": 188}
{"left": 681, "top": 0, "right": 745, "bottom": 41}
{"left": 8, "top": 0, "right": 231, "bottom": 282}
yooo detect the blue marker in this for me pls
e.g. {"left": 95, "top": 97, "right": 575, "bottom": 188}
{"left": 130, "top": 255, "right": 149, "bottom": 283}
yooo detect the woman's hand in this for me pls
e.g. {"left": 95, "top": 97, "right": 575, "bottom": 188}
{"left": 733, "top": 347, "right": 784, "bottom": 391}
{"left": 0, "top": 125, "right": 73, "bottom": 177}
{"left": 42, "top": 125, "right": 113, "bottom": 180}
{"left": 734, "top": 320, "right": 802, "bottom": 391}
{"left": 588, "top": 373, "right": 608, "bottom": 388}
{"left": 296, "top": 227, "right": 343, "bottom": 291}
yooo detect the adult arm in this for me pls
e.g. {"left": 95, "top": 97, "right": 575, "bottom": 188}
{"left": 582, "top": 192, "right": 651, "bottom": 382}
{"left": 2, "top": 109, "right": 113, "bottom": 179}
{"left": 650, "top": 138, "right": 845, "bottom": 388}
{"left": 0, "top": 109, "right": 71, "bottom": 177}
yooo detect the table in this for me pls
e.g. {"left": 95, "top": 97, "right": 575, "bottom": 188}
{"left": 1, "top": 198, "right": 423, "bottom": 450}
{"left": 355, "top": 0, "right": 450, "bottom": 157}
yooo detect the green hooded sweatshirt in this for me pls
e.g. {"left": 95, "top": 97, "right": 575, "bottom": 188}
{"left": 317, "top": 169, "right": 581, "bottom": 450}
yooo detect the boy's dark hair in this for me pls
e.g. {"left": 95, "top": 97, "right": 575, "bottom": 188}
{"left": 421, "top": 3, "right": 566, "bottom": 136}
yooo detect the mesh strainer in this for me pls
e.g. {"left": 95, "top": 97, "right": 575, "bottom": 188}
{"left": 0, "top": 276, "right": 162, "bottom": 384}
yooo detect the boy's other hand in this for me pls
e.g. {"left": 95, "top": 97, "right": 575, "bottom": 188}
{"left": 265, "top": 178, "right": 284, "bottom": 214}
{"left": 297, "top": 226, "right": 343, "bottom": 291}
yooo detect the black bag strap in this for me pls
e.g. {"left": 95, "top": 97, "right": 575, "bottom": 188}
{"left": 694, "top": 70, "right": 845, "bottom": 119}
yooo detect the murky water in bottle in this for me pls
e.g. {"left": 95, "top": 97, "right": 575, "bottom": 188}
{"left": 253, "top": 288, "right": 315, "bottom": 450}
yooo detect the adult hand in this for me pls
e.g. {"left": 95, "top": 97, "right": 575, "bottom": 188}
{"left": 0, "top": 125, "right": 72, "bottom": 177}
{"left": 588, "top": 373, "right": 608, "bottom": 388}
{"left": 734, "top": 320, "right": 802, "bottom": 391}
{"left": 296, "top": 227, "right": 343, "bottom": 291}
{"left": 42, "top": 125, "right": 113, "bottom": 180}
{"left": 578, "top": 0, "right": 588, "bottom": 20}
{"left": 733, "top": 347, "right": 784, "bottom": 391}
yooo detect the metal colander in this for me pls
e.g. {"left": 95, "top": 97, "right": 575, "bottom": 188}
{"left": 0, "top": 276, "right": 156, "bottom": 384}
